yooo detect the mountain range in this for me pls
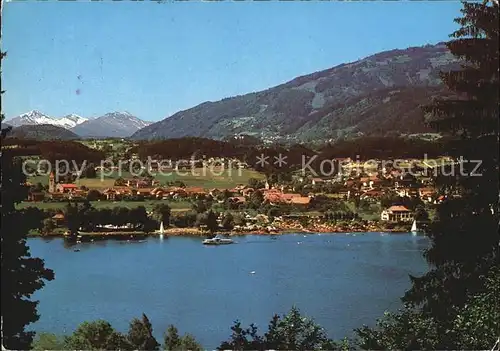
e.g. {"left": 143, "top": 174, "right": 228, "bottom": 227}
{"left": 4, "top": 110, "right": 151, "bottom": 138}
{"left": 71, "top": 112, "right": 151, "bottom": 138}
{"left": 6, "top": 42, "right": 460, "bottom": 142}
{"left": 6, "top": 110, "right": 88, "bottom": 129}
{"left": 131, "top": 42, "right": 460, "bottom": 142}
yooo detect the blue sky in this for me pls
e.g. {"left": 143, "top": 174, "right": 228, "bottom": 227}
{"left": 2, "top": 1, "right": 463, "bottom": 122}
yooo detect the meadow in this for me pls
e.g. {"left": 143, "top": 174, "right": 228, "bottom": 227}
{"left": 17, "top": 200, "right": 193, "bottom": 212}
{"left": 28, "top": 168, "right": 266, "bottom": 190}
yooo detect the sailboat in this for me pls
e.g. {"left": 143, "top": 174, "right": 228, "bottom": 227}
{"left": 159, "top": 221, "right": 165, "bottom": 240}
{"left": 411, "top": 220, "right": 419, "bottom": 235}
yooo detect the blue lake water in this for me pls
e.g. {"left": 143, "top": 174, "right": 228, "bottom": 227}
{"left": 28, "top": 233, "right": 429, "bottom": 349}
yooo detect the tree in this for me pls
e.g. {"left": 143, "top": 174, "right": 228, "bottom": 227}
{"left": 82, "top": 162, "right": 97, "bottom": 178}
{"left": 179, "top": 334, "right": 203, "bottom": 351}
{"left": 359, "top": 2, "right": 499, "bottom": 349}
{"left": 219, "top": 321, "right": 264, "bottom": 351}
{"left": 232, "top": 213, "right": 245, "bottom": 226}
{"left": 268, "top": 306, "right": 334, "bottom": 350}
{"left": 248, "top": 178, "right": 264, "bottom": 189}
{"left": 164, "top": 325, "right": 181, "bottom": 351}
{"left": 22, "top": 206, "right": 46, "bottom": 232}
{"left": 206, "top": 210, "right": 219, "bottom": 234}
{"left": 33, "top": 182, "right": 45, "bottom": 192}
{"left": 42, "top": 218, "right": 56, "bottom": 235}
{"left": 405, "top": 0, "right": 499, "bottom": 321}
{"left": 129, "top": 206, "right": 149, "bottom": 229}
{"left": 127, "top": 313, "right": 160, "bottom": 350}
{"left": 64, "top": 320, "right": 130, "bottom": 350}
{"left": 221, "top": 212, "right": 234, "bottom": 231}
{"left": 222, "top": 189, "right": 233, "bottom": 200}
{"left": 86, "top": 189, "right": 102, "bottom": 201}
{"left": 219, "top": 306, "right": 338, "bottom": 351}
{"left": 249, "top": 190, "right": 264, "bottom": 209}
{"left": 31, "top": 332, "right": 65, "bottom": 350}
{"left": 1, "top": 70, "right": 55, "bottom": 347}
{"left": 356, "top": 266, "right": 500, "bottom": 350}
{"left": 192, "top": 200, "right": 209, "bottom": 214}
{"left": 164, "top": 325, "right": 203, "bottom": 351}
{"left": 413, "top": 205, "right": 429, "bottom": 222}
{"left": 267, "top": 207, "right": 280, "bottom": 222}
{"left": 153, "top": 203, "right": 172, "bottom": 226}
{"left": 171, "top": 211, "right": 197, "bottom": 228}
{"left": 64, "top": 203, "right": 81, "bottom": 235}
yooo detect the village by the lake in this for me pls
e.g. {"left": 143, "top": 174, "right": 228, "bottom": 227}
{"left": 15, "top": 136, "right": 451, "bottom": 241}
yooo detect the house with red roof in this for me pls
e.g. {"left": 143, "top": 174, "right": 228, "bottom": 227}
{"left": 290, "top": 197, "right": 311, "bottom": 206}
{"left": 380, "top": 205, "right": 413, "bottom": 222}
{"left": 52, "top": 213, "right": 65, "bottom": 225}
{"left": 55, "top": 183, "right": 78, "bottom": 193}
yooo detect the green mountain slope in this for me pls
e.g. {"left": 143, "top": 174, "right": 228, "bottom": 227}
{"left": 8, "top": 124, "right": 80, "bottom": 141}
{"left": 131, "top": 43, "right": 459, "bottom": 142}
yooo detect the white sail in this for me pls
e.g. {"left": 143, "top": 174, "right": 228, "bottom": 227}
{"left": 159, "top": 221, "right": 165, "bottom": 234}
{"left": 411, "top": 220, "right": 418, "bottom": 233}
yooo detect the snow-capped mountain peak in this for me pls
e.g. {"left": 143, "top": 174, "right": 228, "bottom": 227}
{"left": 7, "top": 110, "right": 56, "bottom": 127}
{"left": 6, "top": 110, "right": 151, "bottom": 137}
{"left": 100, "top": 111, "right": 151, "bottom": 128}
{"left": 6, "top": 111, "right": 88, "bottom": 129}
{"left": 59, "top": 114, "right": 88, "bottom": 127}
{"left": 71, "top": 111, "right": 152, "bottom": 138}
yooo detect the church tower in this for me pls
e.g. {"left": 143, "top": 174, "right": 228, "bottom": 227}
{"left": 49, "top": 171, "right": 55, "bottom": 193}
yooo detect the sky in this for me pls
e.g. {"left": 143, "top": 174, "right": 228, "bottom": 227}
{"left": 2, "top": 1, "right": 463, "bottom": 122}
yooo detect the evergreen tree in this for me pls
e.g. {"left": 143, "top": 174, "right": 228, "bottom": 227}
{"left": 357, "top": 2, "right": 499, "bottom": 349}
{"left": 127, "top": 313, "right": 160, "bottom": 350}
{"left": 221, "top": 212, "right": 235, "bottom": 230}
{"left": 64, "top": 320, "right": 130, "bottom": 350}
{"left": 64, "top": 202, "right": 81, "bottom": 235}
{"left": 1, "top": 51, "right": 55, "bottom": 349}
{"left": 31, "top": 332, "right": 66, "bottom": 350}
{"left": 219, "top": 306, "right": 338, "bottom": 351}
{"left": 178, "top": 334, "right": 203, "bottom": 351}
{"left": 356, "top": 266, "right": 500, "bottom": 350}
{"left": 164, "top": 325, "right": 204, "bottom": 351}
{"left": 153, "top": 203, "right": 172, "bottom": 226}
{"left": 206, "top": 210, "right": 219, "bottom": 233}
{"left": 164, "top": 325, "right": 181, "bottom": 351}
{"left": 404, "top": 0, "right": 499, "bottom": 320}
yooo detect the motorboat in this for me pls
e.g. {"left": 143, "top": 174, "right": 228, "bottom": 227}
{"left": 202, "top": 235, "right": 234, "bottom": 245}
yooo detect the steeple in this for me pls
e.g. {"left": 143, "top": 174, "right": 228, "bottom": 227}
{"left": 49, "top": 171, "right": 55, "bottom": 193}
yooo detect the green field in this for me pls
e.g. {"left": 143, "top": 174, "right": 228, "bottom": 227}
{"left": 16, "top": 200, "right": 193, "bottom": 212}
{"left": 152, "top": 168, "right": 265, "bottom": 189}
{"left": 345, "top": 201, "right": 382, "bottom": 221}
{"left": 28, "top": 175, "right": 51, "bottom": 186}
{"left": 28, "top": 168, "right": 265, "bottom": 190}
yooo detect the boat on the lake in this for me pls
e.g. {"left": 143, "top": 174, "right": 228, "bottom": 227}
{"left": 202, "top": 235, "right": 234, "bottom": 245}
{"left": 158, "top": 221, "right": 166, "bottom": 240}
{"left": 411, "top": 220, "right": 420, "bottom": 235}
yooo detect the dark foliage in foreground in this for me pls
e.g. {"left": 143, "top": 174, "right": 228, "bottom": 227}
{"left": 1, "top": 52, "right": 55, "bottom": 349}
{"left": 218, "top": 306, "right": 349, "bottom": 351}
{"left": 355, "top": 1, "right": 499, "bottom": 349}
{"left": 32, "top": 313, "right": 202, "bottom": 351}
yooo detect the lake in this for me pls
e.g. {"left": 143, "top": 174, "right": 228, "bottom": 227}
{"left": 28, "top": 233, "right": 429, "bottom": 349}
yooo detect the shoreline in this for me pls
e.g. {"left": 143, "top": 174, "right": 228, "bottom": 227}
{"left": 29, "top": 225, "right": 413, "bottom": 239}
